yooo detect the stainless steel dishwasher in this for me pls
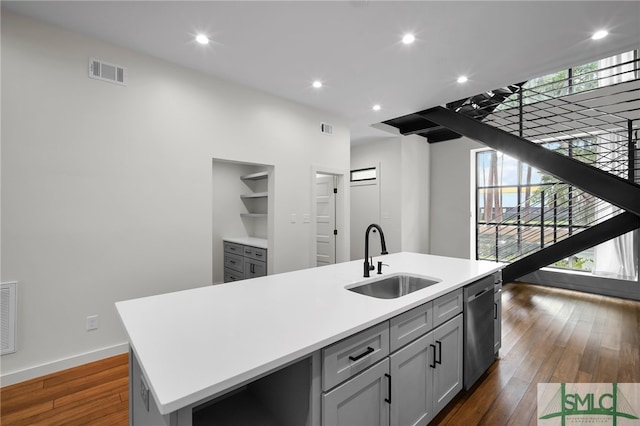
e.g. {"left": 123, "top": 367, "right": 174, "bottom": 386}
{"left": 463, "top": 274, "right": 496, "bottom": 389}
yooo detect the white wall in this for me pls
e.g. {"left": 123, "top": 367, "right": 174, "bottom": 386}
{"left": 0, "top": 11, "right": 350, "bottom": 384}
{"left": 350, "top": 135, "right": 430, "bottom": 259}
{"left": 400, "top": 135, "right": 430, "bottom": 253}
{"left": 429, "top": 137, "right": 484, "bottom": 259}
{"left": 351, "top": 138, "right": 401, "bottom": 258}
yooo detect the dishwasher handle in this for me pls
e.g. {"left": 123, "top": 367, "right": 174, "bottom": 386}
{"left": 467, "top": 285, "right": 493, "bottom": 302}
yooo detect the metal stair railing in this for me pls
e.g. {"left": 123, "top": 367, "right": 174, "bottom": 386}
{"left": 420, "top": 105, "right": 640, "bottom": 217}
{"left": 470, "top": 55, "right": 640, "bottom": 269}
{"left": 461, "top": 55, "right": 640, "bottom": 181}
{"left": 477, "top": 181, "right": 623, "bottom": 263}
{"left": 388, "top": 52, "right": 640, "bottom": 280}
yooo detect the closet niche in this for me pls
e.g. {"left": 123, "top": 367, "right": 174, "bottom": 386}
{"left": 212, "top": 159, "right": 273, "bottom": 284}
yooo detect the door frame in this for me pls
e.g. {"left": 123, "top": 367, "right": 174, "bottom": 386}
{"left": 310, "top": 165, "right": 349, "bottom": 267}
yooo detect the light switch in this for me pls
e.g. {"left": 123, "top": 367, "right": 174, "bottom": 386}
{"left": 290, "top": 213, "right": 297, "bottom": 223}
{"left": 303, "top": 213, "right": 310, "bottom": 223}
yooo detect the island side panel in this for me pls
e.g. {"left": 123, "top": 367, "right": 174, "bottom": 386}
{"left": 130, "top": 348, "right": 176, "bottom": 426}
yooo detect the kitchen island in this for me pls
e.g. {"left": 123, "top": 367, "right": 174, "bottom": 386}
{"left": 115, "top": 252, "right": 502, "bottom": 425}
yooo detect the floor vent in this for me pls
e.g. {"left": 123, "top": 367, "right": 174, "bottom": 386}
{"left": 321, "top": 122, "right": 333, "bottom": 135}
{"left": 89, "top": 58, "right": 127, "bottom": 86}
{"left": 1, "top": 282, "right": 17, "bottom": 355}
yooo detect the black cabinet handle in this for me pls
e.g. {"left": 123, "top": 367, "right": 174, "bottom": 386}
{"left": 494, "top": 303, "right": 498, "bottom": 319}
{"left": 349, "top": 346, "right": 374, "bottom": 362}
{"left": 384, "top": 373, "right": 391, "bottom": 404}
{"left": 436, "top": 340, "right": 442, "bottom": 365}
{"left": 429, "top": 344, "right": 437, "bottom": 368}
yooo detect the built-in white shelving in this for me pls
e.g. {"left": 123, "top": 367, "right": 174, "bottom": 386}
{"left": 240, "top": 192, "right": 268, "bottom": 199}
{"left": 240, "top": 171, "right": 269, "bottom": 181}
{"left": 239, "top": 170, "right": 269, "bottom": 237}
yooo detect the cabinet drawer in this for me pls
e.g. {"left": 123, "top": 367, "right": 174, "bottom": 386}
{"left": 244, "top": 260, "right": 266, "bottom": 278}
{"left": 390, "top": 301, "right": 433, "bottom": 353}
{"left": 223, "top": 241, "right": 244, "bottom": 255}
{"left": 224, "top": 268, "right": 244, "bottom": 283}
{"left": 322, "top": 322, "right": 389, "bottom": 391}
{"left": 244, "top": 246, "right": 267, "bottom": 262}
{"left": 224, "top": 253, "right": 244, "bottom": 273}
{"left": 433, "top": 289, "right": 463, "bottom": 327}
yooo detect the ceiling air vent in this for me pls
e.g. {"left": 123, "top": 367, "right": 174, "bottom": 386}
{"left": 321, "top": 122, "right": 333, "bottom": 135}
{"left": 89, "top": 58, "right": 126, "bottom": 86}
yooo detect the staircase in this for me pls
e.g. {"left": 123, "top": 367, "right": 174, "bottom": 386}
{"left": 384, "top": 53, "right": 640, "bottom": 282}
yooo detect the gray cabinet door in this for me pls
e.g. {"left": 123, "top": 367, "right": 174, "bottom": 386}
{"left": 244, "top": 259, "right": 266, "bottom": 279}
{"left": 389, "top": 332, "right": 434, "bottom": 426}
{"left": 322, "top": 359, "right": 390, "bottom": 426}
{"left": 432, "top": 314, "right": 463, "bottom": 414}
{"left": 494, "top": 289, "right": 502, "bottom": 354}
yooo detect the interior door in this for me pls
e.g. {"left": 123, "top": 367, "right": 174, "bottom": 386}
{"left": 316, "top": 174, "right": 337, "bottom": 266}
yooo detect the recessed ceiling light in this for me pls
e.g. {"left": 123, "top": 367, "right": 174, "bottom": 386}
{"left": 195, "top": 34, "right": 209, "bottom": 45}
{"left": 591, "top": 30, "right": 608, "bottom": 40}
{"left": 312, "top": 80, "right": 323, "bottom": 89}
{"left": 372, "top": 104, "right": 381, "bottom": 111}
{"left": 402, "top": 33, "right": 415, "bottom": 45}
{"left": 457, "top": 76, "right": 468, "bottom": 84}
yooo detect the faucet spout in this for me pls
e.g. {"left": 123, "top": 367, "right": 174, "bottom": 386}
{"left": 364, "top": 224, "right": 388, "bottom": 277}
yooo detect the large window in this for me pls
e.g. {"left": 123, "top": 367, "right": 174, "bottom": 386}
{"left": 476, "top": 149, "right": 598, "bottom": 273}
{"left": 497, "top": 50, "right": 637, "bottom": 110}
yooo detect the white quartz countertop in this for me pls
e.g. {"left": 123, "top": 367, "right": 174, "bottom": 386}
{"left": 222, "top": 236, "right": 268, "bottom": 249}
{"left": 115, "top": 252, "right": 502, "bottom": 415}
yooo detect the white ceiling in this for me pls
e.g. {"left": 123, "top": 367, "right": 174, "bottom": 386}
{"left": 4, "top": 1, "right": 639, "bottom": 144}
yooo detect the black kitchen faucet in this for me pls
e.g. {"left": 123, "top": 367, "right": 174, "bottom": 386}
{"left": 364, "top": 224, "right": 388, "bottom": 277}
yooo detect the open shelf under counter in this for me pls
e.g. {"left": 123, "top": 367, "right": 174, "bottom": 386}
{"left": 192, "top": 389, "right": 279, "bottom": 426}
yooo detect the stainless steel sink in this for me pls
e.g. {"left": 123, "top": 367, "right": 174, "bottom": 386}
{"left": 346, "top": 274, "right": 440, "bottom": 299}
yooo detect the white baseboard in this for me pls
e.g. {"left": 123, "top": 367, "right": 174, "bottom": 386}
{"left": 0, "top": 342, "right": 129, "bottom": 387}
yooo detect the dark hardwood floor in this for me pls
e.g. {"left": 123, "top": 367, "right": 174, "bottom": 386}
{"left": 1, "top": 282, "right": 638, "bottom": 425}
{"left": 432, "top": 282, "right": 640, "bottom": 426}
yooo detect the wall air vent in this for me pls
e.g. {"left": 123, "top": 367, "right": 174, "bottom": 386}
{"left": 1, "top": 282, "right": 17, "bottom": 355}
{"left": 89, "top": 58, "right": 126, "bottom": 86}
{"left": 320, "top": 122, "right": 333, "bottom": 135}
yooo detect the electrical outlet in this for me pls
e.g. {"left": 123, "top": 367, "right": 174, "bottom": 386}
{"left": 140, "top": 375, "right": 150, "bottom": 411}
{"left": 86, "top": 315, "right": 99, "bottom": 331}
